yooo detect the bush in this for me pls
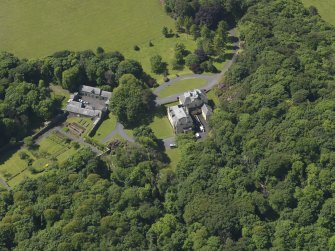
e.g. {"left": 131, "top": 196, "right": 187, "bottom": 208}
{"left": 134, "top": 45, "right": 140, "bottom": 51}
{"left": 149, "top": 41, "right": 154, "bottom": 47}
{"left": 71, "top": 141, "right": 80, "bottom": 149}
{"left": 19, "top": 151, "right": 29, "bottom": 160}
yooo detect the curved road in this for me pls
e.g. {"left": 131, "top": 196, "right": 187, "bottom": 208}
{"left": 155, "top": 28, "right": 239, "bottom": 105}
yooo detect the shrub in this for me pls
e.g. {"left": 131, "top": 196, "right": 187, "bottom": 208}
{"left": 134, "top": 45, "right": 140, "bottom": 51}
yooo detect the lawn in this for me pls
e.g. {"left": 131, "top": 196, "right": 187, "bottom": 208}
{"left": 302, "top": 0, "right": 335, "bottom": 25}
{"left": 92, "top": 113, "right": 117, "bottom": 143}
{"left": 165, "top": 148, "right": 182, "bottom": 171}
{"left": 206, "top": 89, "right": 220, "bottom": 108}
{"left": 0, "top": 148, "right": 31, "bottom": 182}
{"left": 158, "top": 78, "right": 207, "bottom": 98}
{"left": 149, "top": 115, "right": 174, "bottom": 139}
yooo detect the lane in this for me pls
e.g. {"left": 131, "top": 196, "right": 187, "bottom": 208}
{"left": 154, "top": 28, "right": 239, "bottom": 106}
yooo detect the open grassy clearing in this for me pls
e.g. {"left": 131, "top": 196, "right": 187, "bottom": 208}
{"left": 91, "top": 113, "right": 117, "bottom": 142}
{"left": 165, "top": 148, "right": 182, "bottom": 171}
{"left": 302, "top": 0, "right": 335, "bottom": 25}
{"left": 158, "top": 78, "right": 207, "bottom": 98}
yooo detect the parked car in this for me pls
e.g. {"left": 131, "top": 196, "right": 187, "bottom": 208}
{"left": 200, "top": 125, "right": 205, "bottom": 132}
{"left": 195, "top": 133, "right": 201, "bottom": 139}
{"left": 169, "top": 143, "right": 177, "bottom": 148}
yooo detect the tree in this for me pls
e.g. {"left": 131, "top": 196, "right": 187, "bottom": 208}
{"left": 109, "top": 74, "right": 152, "bottom": 126}
{"left": 23, "top": 136, "right": 34, "bottom": 149}
{"left": 116, "top": 59, "right": 143, "bottom": 80}
{"left": 185, "top": 54, "right": 201, "bottom": 73}
{"left": 96, "top": 47, "right": 105, "bottom": 55}
{"left": 190, "top": 24, "right": 200, "bottom": 40}
{"left": 162, "top": 26, "right": 169, "bottom": 37}
{"left": 62, "top": 66, "right": 85, "bottom": 91}
{"left": 150, "top": 55, "right": 167, "bottom": 74}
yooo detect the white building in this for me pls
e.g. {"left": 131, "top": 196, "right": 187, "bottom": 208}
{"left": 167, "top": 105, "right": 193, "bottom": 133}
{"left": 179, "top": 89, "right": 208, "bottom": 110}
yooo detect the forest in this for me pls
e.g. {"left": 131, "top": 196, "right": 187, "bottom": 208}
{"left": 1, "top": 0, "right": 335, "bottom": 250}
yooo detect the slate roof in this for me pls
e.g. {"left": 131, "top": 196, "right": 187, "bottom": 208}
{"left": 179, "top": 89, "right": 208, "bottom": 107}
{"left": 66, "top": 104, "right": 101, "bottom": 117}
{"left": 168, "top": 105, "right": 192, "bottom": 126}
{"left": 80, "top": 85, "right": 102, "bottom": 95}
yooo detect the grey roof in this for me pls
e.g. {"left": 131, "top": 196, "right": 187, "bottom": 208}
{"left": 68, "top": 100, "right": 82, "bottom": 108}
{"left": 179, "top": 89, "right": 208, "bottom": 107}
{"left": 202, "top": 104, "right": 213, "bottom": 116}
{"left": 80, "top": 85, "right": 102, "bottom": 95}
{"left": 168, "top": 105, "right": 192, "bottom": 126}
{"left": 66, "top": 104, "right": 101, "bottom": 117}
{"left": 101, "top": 91, "right": 112, "bottom": 99}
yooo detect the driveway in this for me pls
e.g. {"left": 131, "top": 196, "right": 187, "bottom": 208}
{"left": 154, "top": 28, "right": 239, "bottom": 106}
{"left": 102, "top": 122, "right": 135, "bottom": 144}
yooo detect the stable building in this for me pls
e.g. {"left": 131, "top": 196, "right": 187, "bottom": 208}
{"left": 79, "top": 85, "right": 112, "bottom": 102}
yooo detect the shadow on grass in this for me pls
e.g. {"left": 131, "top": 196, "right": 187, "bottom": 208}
{"left": 0, "top": 146, "right": 20, "bottom": 166}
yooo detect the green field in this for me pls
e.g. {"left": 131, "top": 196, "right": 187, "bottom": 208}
{"left": 92, "top": 113, "right": 117, "bottom": 142}
{"left": 158, "top": 78, "right": 207, "bottom": 98}
{"left": 0, "top": 0, "right": 198, "bottom": 80}
{"left": 302, "top": 0, "right": 335, "bottom": 25}
{"left": 0, "top": 0, "right": 174, "bottom": 57}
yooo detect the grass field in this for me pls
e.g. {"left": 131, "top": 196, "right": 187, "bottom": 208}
{"left": 92, "top": 113, "right": 117, "bottom": 142}
{"left": 0, "top": 0, "right": 174, "bottom": 58}
{"left": 0, "top": 0, "right": 197, "bottom": 80}
{"left": 302, "top": 0, "right": 335, "bottom": 25}
{"left": 158, "top": 78, "right": 207, "bottom": 98}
